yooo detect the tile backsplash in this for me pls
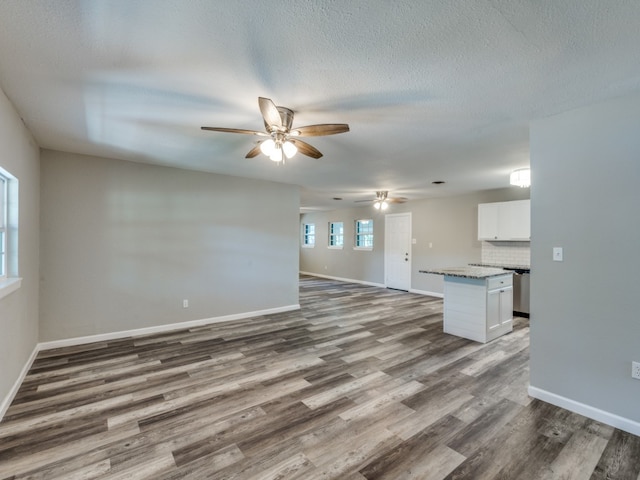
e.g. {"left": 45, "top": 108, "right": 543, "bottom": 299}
{"left": 481, "top": 241, "right": 530, "bottom": 267}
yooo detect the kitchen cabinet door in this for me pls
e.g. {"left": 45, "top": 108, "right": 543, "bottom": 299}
{"left": 478, "top": 203, "right": 500, "bottom": 240}
{"left": 487, "top": 286, "right": 513, "bottom": 340}
{"left": 501, "top": 200, "right": 530, "bottom": 240}
{"left": 487, "top": 288, "right": 501, "bottom": 330}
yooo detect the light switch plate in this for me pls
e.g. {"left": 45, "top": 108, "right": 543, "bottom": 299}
{"left": 553, "top": 247, "right": 563, "bottom": 262}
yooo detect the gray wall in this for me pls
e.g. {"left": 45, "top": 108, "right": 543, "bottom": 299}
{"left": 300, "top": 188, "right": 529, "bottom": 294}
{"left": 530, "top": 92, "right": 640, "bottom": 423}
{"left": 40, "top": 150, "right": 300, "bottom": 341}
{"left": 0, "top": 87, "right": 40, "bottom": 404}
{"left": 300, "top": 206, "right": 386, "bottom": 284}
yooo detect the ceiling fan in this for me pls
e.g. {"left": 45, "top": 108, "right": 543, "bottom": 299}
{"left": 356, "top": 191, "right": 407, "bottom": 210}
{"left": 201, "top": 97, "right": 349, "bottom": 162}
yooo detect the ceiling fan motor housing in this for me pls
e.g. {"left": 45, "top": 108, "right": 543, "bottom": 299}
{"left": 265, "top": 106, "right": 294, "bottom": 133}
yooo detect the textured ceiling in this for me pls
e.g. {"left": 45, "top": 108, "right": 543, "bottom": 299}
{"left": 1, "top": 0, "right": 640, "bottom": 210}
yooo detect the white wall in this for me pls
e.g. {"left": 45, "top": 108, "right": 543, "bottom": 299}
{"left": 300, "top": 188, "right": 529, "bottom": 294}
{"left": 0, "top": 87, "right": 40, "bottom": 411}
{"left": 40, "top": 150, "right": 300, "bottom": 341}
{"left": 530, "top": 91, "right": 640, "bottom": 432}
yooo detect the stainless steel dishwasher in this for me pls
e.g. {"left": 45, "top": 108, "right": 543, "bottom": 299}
{"left": 511, "top": 269, "right": 530, "bottom": 316}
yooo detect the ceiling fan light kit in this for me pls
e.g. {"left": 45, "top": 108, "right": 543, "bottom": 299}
{"left": 373, "top": 200, "right": 389, "bottom": 210}
{"left": 202, "top": 97, "right": 349, "bottom": 163}
{"left": 282, "top": 140, "right": 297, "bottom": 158}
{"left": 259, "top": 138, "right": 297, "bottom": 162}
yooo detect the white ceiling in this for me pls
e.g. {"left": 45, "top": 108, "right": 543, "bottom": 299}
{"left": 1, "top": 1, "right": 640, "bottom": 210}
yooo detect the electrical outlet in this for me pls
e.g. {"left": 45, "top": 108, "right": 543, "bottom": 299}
{"left": 632, "top": 361, "right": 640, "bottom": 380}
{"left": 183, "top": 299, "right": 189, "bottom": 308}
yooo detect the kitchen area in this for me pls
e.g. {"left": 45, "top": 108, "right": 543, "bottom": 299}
{"left": 420, "top": 199, "right": 530, "bottom": 343}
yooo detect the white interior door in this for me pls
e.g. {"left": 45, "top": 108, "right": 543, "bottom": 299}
{"left": 384, "top": 212, "right": 412, "bottom": 290}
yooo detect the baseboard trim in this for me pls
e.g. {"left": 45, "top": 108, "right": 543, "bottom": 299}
{"left": 0, "top": 344, "right": 39, "bottom": 421}
{"left": 528, "top": 385, "right": 640, "bottom": 437}
{"left": 299, "top": 271, "right": 386, "bottom": 289}
{"left": 38, "top": 304, "right": 301, "bottom": 351}
{"left": 409, "top": 288, "right": 444, "bottom": 298}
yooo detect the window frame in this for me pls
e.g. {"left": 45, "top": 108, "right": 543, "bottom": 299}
{"left": 328, "top": 221, "right": 344, "bottom": 249}
{"left": 302, "top": 223, "right": 315, "bottom": 248}
{"left": 0, "top": 173, "right": 7, "bottom": 280}
{"left": 354, "top": 218, "right": 374, "bottom": 250}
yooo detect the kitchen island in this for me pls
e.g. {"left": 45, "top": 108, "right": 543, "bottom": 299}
{"left": 469, "top": 263, "right": 530, "bottom": 316}
{"left": 419, "top": 266, "right": 513, "bottom": 343}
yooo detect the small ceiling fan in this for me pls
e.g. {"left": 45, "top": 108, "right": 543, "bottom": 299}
{"left": 356, "top": 191, "right": 407, "bottom": 210}
{"left": 201, "top": 97, "right": 349, "bottom": 162}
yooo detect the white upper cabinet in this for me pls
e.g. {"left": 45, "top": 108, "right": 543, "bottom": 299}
{"left": 477, "top": 202, "right": 500, "bottom": 240}
{"left": 478, "top": 199, "right": 530, "bottom": 241}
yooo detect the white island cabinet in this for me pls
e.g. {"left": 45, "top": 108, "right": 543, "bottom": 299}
{"left": 420, "top": 267, "right": 513, "bottom": 343}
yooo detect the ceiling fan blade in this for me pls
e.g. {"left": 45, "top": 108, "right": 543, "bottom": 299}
{"left": 201, "top": 127, "right": 268, "bottom": 136}
{"left": 289, "top": 138, "right": 323, "bottom": 159}
{"left": 388, "top": 197, "right": 408, "bottom": 204}
{"left": 245, "top": 144, "right": 262, "bottom": 158}
{"left": 354, "top": 199, "right": 375, "bottom": 203}
{"left": 258, "top": 97, "right": 283, "bottom": 128}
{"left": 291, "top": 124, "right": 350, "bottom": 137}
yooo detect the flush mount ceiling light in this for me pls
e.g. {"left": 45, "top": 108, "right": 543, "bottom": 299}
{"left": 510, "top": 168, "right": 531, "bottom": 188}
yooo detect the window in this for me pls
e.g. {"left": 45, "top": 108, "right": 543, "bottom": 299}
{"left": 355, "top": 219, "right": 373, "bottom": 249}
{"left": 328, "top": 221, "right": 344, "bottom": 248}
{"left": 0, "top": 167, "right": 20, "bottom": 299}
{"left": 302, "top": 223, "right": 315, "bottom": 247}
{"left": 0, "top": 173, "right": 7, "bottom": 279}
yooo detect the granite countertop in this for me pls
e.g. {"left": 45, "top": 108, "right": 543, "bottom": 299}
{"left": 419, "top": 266, "right": 513, "bottom": 279}
{"left": 469, "top": 263, "right": 531, "bottom": 272}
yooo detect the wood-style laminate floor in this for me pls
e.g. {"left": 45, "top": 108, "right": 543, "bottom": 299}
{"left": 1, "top": 275, "right": 639, "bottom": 479}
